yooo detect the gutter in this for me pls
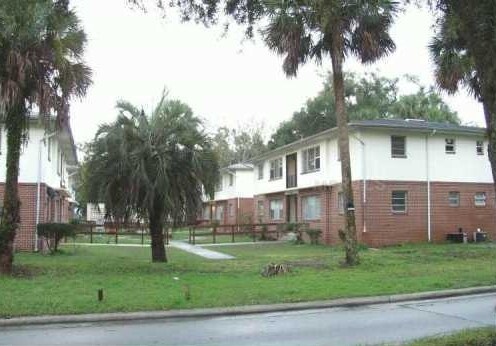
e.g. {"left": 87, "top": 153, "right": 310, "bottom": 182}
{"left": 36, "top": 132, "right": 57, "bottom": 251}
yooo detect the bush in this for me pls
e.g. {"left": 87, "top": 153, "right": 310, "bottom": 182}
{"left": 306, "top": 229, "right": 322, "bottom": 245}
{"left": 37, "top": 223, "right": 76, "bottom": 253}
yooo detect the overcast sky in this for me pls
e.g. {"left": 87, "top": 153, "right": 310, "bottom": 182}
{"left": 70, "top": 0, "right": 484, "bottom": 145}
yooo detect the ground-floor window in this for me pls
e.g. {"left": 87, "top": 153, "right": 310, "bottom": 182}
{"left": 269, "top": 199, "right": 283, "bottom": 220}
{"left": 474, "top": 192, "right": 487, "bottom": 207}
{"left": 337, "top": 192, "right": 344, "bottom": 214}
{"left": 215, "top": 205, "right": 224, "bottom": 221}
{"left": 302, "top": 195, "right": 321, "bottom": 220}
{"left": 391, "top": 191, "right": 407, "bottom": 213}
{"left": 257, "top": 200, "right": 264, "bottom": 218}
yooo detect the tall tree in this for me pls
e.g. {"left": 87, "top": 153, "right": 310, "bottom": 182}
{"left": 269, "top": 73, "right": 460, "bottom": 148}
{"left": 262, "top": 0, "right": 399, "bottom": 265}
{"left": 430, "top": 0, "right": 496, "bottom": 194}
{"left": 84, "top": 94, "right": 218, "bottom": 262}
{"left": 0, "top": 0, "right": 92, "bottom": 274}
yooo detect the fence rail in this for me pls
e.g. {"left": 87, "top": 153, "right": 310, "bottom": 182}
{"left": 71, "top": 222, "right": 169, "bottom": 245}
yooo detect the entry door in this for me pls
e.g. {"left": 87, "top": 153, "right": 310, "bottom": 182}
{"left": 287, "top": 195, "right": 298, "bottom": 223}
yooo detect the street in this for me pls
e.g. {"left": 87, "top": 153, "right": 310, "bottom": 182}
{"left": 1, "top": 293, "right": 495, "bottom": 346}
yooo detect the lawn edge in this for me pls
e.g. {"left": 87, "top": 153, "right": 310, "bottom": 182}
{"left": 1, "top": 285, "right": 495, "bottom": 327}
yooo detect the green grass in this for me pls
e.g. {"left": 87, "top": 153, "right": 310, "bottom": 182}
{"left": 1, "top": 242, "right": 495, "bottom": 317}
{"left": 406, "top": 327, "right": 496, "bottom": 345}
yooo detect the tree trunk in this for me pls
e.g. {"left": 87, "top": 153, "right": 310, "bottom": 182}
{"left": 0, "top": 105, "right": 25, "bottom": 274}
{"left": 483, "top": 97, "right": 496, "bottom": 199}
{"left": 330, "top": 37, "right": 359, "bottom": 266}
{"left": 149, "top": 203, "right": 167, "bottom": 263}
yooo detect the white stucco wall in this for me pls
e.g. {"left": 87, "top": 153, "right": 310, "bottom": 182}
{"left": 0, "top": 126, "right": 75, "bottom": 194}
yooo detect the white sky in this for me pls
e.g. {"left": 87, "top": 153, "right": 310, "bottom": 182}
{"left": 70, "top": 0, "right": 484, "bottom": 145}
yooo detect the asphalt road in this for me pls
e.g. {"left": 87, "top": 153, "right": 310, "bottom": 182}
{"left": 1, "top": 293, "right": 495, "bottom": 346}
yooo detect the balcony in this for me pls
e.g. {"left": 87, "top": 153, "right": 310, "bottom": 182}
{"left": 286, "top": 174, "right": 297, "bottom": 188}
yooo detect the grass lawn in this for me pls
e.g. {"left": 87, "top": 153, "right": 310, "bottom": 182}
{"left": 0, "top": 242, "right": 495, "bottom": 317}
{"left": 406, "top": 327, "right": 496, "bottom": 345}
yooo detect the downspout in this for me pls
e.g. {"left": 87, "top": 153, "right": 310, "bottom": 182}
{"left": 36, "top": 132, "right": 57, "bottom": 251}
{"left": 426, "top": 130, "right": 436, "bottom": 242}
{"left": 353, "top": 134, "right": 367, "bottom": 233}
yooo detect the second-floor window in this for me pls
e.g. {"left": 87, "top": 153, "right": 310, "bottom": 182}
{"left": 229, "top": 174, "right": 234, "bottom": 186}
{"left": 476, "top": 140, "right": 484, "bottom": 155}
{"left": 391, "top": 136, "right": 406, "bottom": 158}
{"left": 445, "top": 138, "right": 456, "bottom": 154}
{"left": 270, "top": 158, "right": 283, "bottom": 180}
{"left": 302, "top": 146, "right": 320, "bottom": 173}
{"left": 56, "top": 149, "right": 62, "bottom": 176}
{"left": 257, "top": 163, "right": 264, "bottom": 180}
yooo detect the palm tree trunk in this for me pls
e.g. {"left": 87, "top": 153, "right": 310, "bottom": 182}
{"left": 330, "top": 37, "right": 359, "bottom": 266}
{"left": 0, "top": 105, "right": 25, "bottom": 274}
{"left": 149, "top": 202, "right": 167, "bottom": 263}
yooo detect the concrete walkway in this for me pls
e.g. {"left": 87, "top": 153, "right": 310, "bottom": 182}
{"left": 169, "top": 241, "right": 234, "bottom": 259}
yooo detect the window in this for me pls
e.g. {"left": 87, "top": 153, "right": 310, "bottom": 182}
{"left": 474, "top": 192, "right": 487, "bottom": 207}
{"left": 391, "top": 136, "right": 406, "bottom": 158}
{"left": 337, "top": 192, "right": 344, "bottom": 214}
{"left": 302, "top": 146, "right": 321, "bottom": 173}
{"left": 269, "top": 199, "right": 283, "bottom": 220}
{"left": 445, "top": 138, "right": 456, "bottom": 154}
{"left": 229, "top": 174, "right": 234, "bottom": 186}
{"left": 476, "top": 141, "right": 484, "bottom": 155}
{"left": 215, "top": 178, "right": 223, "bottom": 192}
{"left": 215, "top": 205, "right": 224, "bottom": 221}
{"left": 392, "top": 191, "right": 407, "bottom": 213}
{"left": 47, "top": 137, "right": 52, "bottom": 161}
{"left": 269, "top": 158, "right": 283, "bottom": 180}
{"left": 302, "top": 196, "right": 321, "bottom": 220}
{"left": 448, "top": 191, "right": 460, "bottom": 207}
{"left": 257, "top": 200, "right": 265, "bottom": 217}
{"left": 257, "top": 163, "right": 264, "bottom": 180}
{"left": 56, "top": 149, "right": 61, "bottom": 176}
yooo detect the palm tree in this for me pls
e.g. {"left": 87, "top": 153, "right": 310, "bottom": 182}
{"left": 263, "top": 0, "right": 398, "bottom": 265}
{"left": 85, "top": 94, "right": 218, "bottom": 262}
{"left": 0, "top": 0, "right": 92, "bottom": 274}
{"left": 430, "top": 0, "right": 496, "bottom": 193}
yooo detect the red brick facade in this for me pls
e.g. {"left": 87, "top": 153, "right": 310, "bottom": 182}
{"left": 254, "top": 180, "right": 496, "bottom": 247}
{"left": 200, "top": 198, "right": 254, "bottom": 225}
{"left": 0, "top": 183, "right": 72, "bottom": 251}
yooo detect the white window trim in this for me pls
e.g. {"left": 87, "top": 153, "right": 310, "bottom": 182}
{"left": 391, "top": 191, "right": 408, "bottom": 213}
{"left": 269, "top": 199, "right": 283, "bottom": 220}
{"left": 257, "top": 163, "right": 264, "bottom": 180}
{"left": 391, "top": 135, "right": 407, "bottom": 158}
{"left": 302, "top": 146, "right": 321, "bottom": 173}
{"left": 474, "top": 192, "right": 487, "bottom": 207}
{"left": 302, "top": 195, "right": 321, "bottom": 221}
{"left": 445, "top": 138, "right": 456, "bottom": 154}
{"left": 269, "top": 158, "right": 283, "bottom": 181}
{"left": 448, "top": 191, "right": 460, "bottom": 207}
{"left": 476, "top": 140, "right": 484, "bottom": 156}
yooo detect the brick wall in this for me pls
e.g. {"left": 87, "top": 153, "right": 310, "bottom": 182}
{"left": 255, "top": 180, "right": 496, "bottom": 247}
{"left": 0, "top": 183, "right": 74, "bottom": 252}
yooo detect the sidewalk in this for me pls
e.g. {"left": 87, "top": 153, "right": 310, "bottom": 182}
{"left": 1, "top": 286, "right": 494, "bottom": 327}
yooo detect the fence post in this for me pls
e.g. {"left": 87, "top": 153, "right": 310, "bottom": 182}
{"left": 213, "top": 226, "right": 217, "bottom": 244}
{"left": 192, "top": 227, "right": 196, "bottom": 245}
{"left": 231, "top": 225, "right": 235, "bottom": 243}
{"left": 252, "top": 224, "right": 256, "bottom": 242}
{"left": 115, "top": 225, "right": 118, "bottom": 244}
{"left": 188, "top": 227, "right": 192, "bottom": 244}
{"left": 165, "top": 228, "right": 169, "bottom": 245}
{"left": 90, "top": 224, "right": 93, "bottom": 244}
{"left": 141, "top": 226, "right": 144, "bottom": 245}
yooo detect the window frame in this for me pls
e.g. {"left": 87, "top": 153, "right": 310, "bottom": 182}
{"left": 301, "top": 195, "right": 321, "bottom": 221}
{"left": 448, "top": 191, "right": 460, "bottom": 207}
{"left": 445, "top": 138, "right": 456, "bottom": 154}
{"left": 391, "top": 190, "right": 408, "bottom": 213}
{"left": 476, "top": 140, "right": 484, "bottom": 156}
{"left": 257, "top": 163, "right": 264, "bottom": 180}
{"left": 391, "top": 136, "right": 407, "bottom": 158}
{"left": 302, "top": 146, "right": 321, "bottom": 173}
{"left": 269, "top": 199, "right": 283, "bottom": 220}
{"left": 474, "top": 192, "right": 487, "bottom": 207}
{"left": 269, "top": 158, "right": 283, "bottom": 180}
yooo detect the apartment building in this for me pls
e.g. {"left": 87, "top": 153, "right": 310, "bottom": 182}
{"left": 0, "top": 118, "right": 78, "bottom": 251}
{"left": 252, "top": 119, "right": 496, "bottom": 246}
{"left": 200, "top": 163, "right": 255, "bottom": 225}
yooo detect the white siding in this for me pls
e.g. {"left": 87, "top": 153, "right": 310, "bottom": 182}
{"left": 213, "top": 169, "right": 254, "bottom": 201}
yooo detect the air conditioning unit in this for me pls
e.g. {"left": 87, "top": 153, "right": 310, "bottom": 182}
{"left": 473, "top": 231, "right": 488, "bottom": 243}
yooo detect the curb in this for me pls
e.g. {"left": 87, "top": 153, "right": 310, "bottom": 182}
{"left": 1, "top": 286, "right": 495, "bottom": 327}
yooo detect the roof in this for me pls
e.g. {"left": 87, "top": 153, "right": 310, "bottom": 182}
{"left": 220, "top": 163, "right": 254, "bottom": 173}
{"left": 253, "top": 119, "right": 486, "bottom": 162}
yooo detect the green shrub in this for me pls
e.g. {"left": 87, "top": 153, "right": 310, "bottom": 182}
{"left": 37, "top": 223, "right": 76, "bottom": 253}
{"left": 306, "top": 229, "right": 322, "bottom": 245}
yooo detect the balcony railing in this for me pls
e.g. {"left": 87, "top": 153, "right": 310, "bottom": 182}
{"left": 286, "top": 174, "right": 297, "bottom": 188}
